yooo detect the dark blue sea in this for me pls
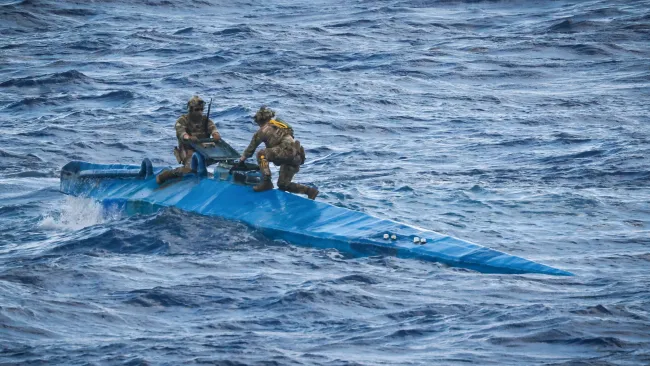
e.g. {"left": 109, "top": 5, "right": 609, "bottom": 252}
{"left": 1, "top": 0, "right": 650, "bottom": 364}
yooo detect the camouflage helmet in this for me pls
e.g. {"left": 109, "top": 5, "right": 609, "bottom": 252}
{"left": 187, "top": 95, "right": 205, "bottom": 112}
{"left": 254, "top": 106, "right": 275, "bottom": 123}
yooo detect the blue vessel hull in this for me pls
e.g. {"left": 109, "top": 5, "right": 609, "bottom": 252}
{"left": 60, "top": 161, "right": 573, "bottom": 276}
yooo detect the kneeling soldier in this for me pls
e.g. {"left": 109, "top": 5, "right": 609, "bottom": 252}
{"left": 237, "top": 106, "right": 318, "bottom": 200}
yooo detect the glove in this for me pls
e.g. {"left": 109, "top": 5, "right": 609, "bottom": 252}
{"left": 229, "top": 159, "right": 246, "bottom": 174}
{"left": 211, "top": 132, "right": 221, "bottom": 141}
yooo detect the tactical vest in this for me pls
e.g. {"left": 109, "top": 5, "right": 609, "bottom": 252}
{"left": 268, "top": 119, "right": 294, "bottom": 139}
{"left": 180, "top": 114, "right": 211, "bottom": 136}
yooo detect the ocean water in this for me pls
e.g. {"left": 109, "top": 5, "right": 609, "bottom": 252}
{"left": 1, "top": 0, "right": 649, "bottom": 364}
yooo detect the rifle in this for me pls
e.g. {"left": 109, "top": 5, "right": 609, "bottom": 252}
{"left": 204, "top": 97, "right": 212, "bottom": 136}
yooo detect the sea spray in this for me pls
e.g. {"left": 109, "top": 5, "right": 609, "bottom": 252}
{"left": 39, "top": 196, "right": 120, "bottom": 230}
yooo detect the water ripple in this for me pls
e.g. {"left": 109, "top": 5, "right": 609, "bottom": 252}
{"left": 1, "top": 0, "right": 649, "bottom": 364}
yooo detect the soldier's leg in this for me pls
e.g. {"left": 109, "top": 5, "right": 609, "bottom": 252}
{"left": 156, "top": 166, "right": 191, "bottom": 185}
{"left": 182, "top": 148, "right": 195, "bottom": 168}
{"left": 253, "top": 149, "right": 274, "bottom": 192}
{"left": 156, "top": 148, "right": 194, "bottom": 185}
{"left": 277, "top": 164, "right": 319, "bottom": 200}
{"left": 277, "top": 164, "right": 298, "bottom": 192}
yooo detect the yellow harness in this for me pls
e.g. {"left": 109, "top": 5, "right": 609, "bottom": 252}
{"left": 268, "top": 119, "right": 289, "bottom": 129}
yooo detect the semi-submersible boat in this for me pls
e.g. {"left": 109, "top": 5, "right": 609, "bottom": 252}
{"left": 60, "top": 139, "right": 572, "bottom": 276}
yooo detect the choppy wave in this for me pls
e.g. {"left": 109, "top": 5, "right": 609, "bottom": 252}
{"left": 0, "top": 70, "right": 92, "bottom": 88}
{"left": 39, "top": 196, "right": 114, "bottom": 231}
{"left": 1, "top": 0, "right": 650, "bottom": 364}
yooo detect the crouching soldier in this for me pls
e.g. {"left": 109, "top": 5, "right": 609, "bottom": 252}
{"left": 156, "top": 95, "right": 221, "bottom": 185}
{"left": 237, "top": 106, "right": 318, "bottom": 200}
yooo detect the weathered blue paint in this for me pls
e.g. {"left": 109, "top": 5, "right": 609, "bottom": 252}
{"left": 60, "top": 160, "right": 573, "bottom": 276}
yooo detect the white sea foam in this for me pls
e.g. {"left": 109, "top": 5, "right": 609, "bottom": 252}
{"left": 39, "top": 196, "right": 118, "bottom": 230}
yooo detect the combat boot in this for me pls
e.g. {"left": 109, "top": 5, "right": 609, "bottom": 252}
{"left": 286, "top": 183, "right": 319, "bottom": 200}
{"left": 306, "top": 187, "right": 319, "bottom": 200}
{"left": 253, "top": 177, "right": 274, "bottom": 192}
{"left": 156, "top": 169, "right": 177, "bottom": 185}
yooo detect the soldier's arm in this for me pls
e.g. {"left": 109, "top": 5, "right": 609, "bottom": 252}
{"left": 241, "top": 131, "right": 263, "bottom": 160}
{"left": 175, "top": 116, "right": 189, "bottom": 140}
{"left": 206, "top": 118, "right": 221, "bottom": 140}
{"left": 206, "top": 118, "right": 218, "bottom": 135}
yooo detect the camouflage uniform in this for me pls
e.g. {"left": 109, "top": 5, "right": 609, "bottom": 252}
{"left": 241, "top": 107, "right": 317, "bottom": 199}
{"left": 174, "top": 112, "right": 218, "bottom": 166}
{"left": 156, "top": 96, "right": 220, "bottom": 184}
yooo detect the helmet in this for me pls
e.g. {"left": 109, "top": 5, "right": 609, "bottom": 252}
{"left": 254, "top": 106, "right": 275, "bottom": 123}
{"left": 187, "top": 96, "right": 205, "bottom": 112}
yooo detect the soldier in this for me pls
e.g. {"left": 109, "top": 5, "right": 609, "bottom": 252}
{"left": 238, "top": 106, "right": 318, "bottom": 200}
{"left": 156, "top": 95, "right": 221, "bottom": 184}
